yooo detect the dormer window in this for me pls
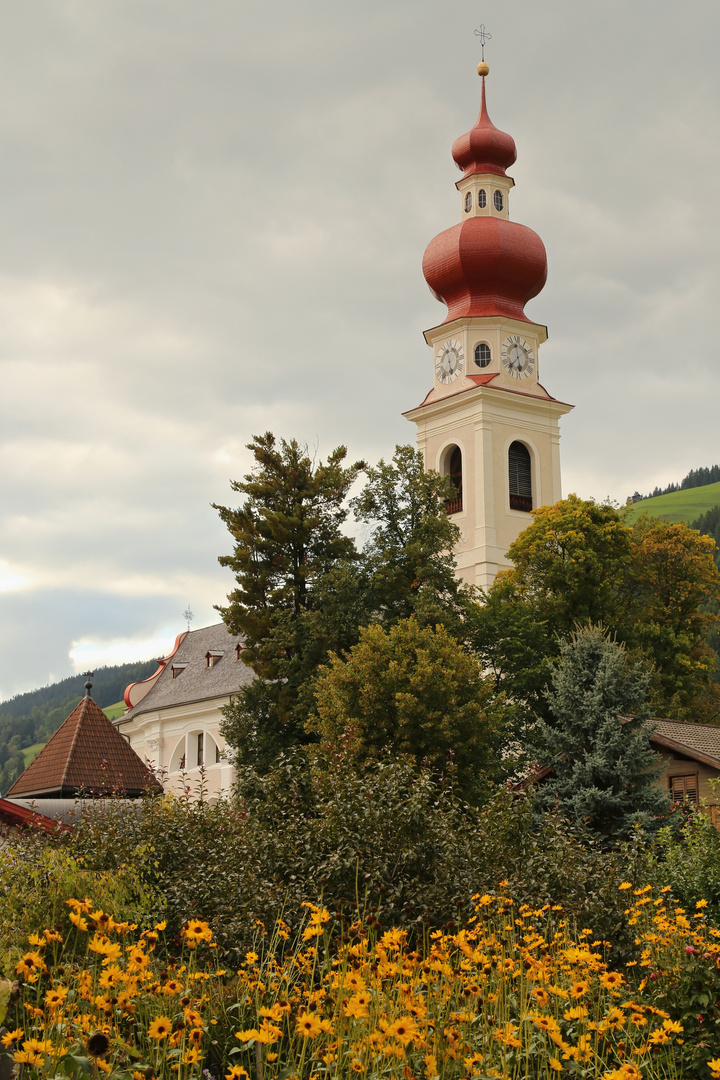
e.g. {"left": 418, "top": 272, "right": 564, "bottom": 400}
{"left": 235, "top": 644, "right": 244, "bottom": 661}
{"left": 493, "top": 190, "right": 504, "bottom": 212}
{"left": 171, "top": 663, "right": 187, "bottom": 679}
{"left": 478, "top": 189, "right": 487, "bottom": 208}
{"left": 464, "top": 191, "right": 472, "bottom": 213}
{"left": 206, "top": 651, "right": 223, "bottom": 668}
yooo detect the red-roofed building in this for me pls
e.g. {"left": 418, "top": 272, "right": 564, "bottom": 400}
{"left": 6, "top": 686, "right": 161, "bottom": 800}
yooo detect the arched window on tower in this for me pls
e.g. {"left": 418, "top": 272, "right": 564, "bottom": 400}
{"left": 478, "top": 189, "right": 487, "bottom": 208}
{"left": 444, "top": 446, "right": 463, "bottom": 514}
{"left": 464, "top": 191, "right": 472, "bottom": 212}
{"left": 508, "top": 441, "right": 532, "bottom": 512}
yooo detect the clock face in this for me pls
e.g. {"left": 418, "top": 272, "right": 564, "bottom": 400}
{"left": 435, "top": 339, "right": 464, "bottom": 384}
{"left": 501, "top": 335, "right": 536, "bottom": 380}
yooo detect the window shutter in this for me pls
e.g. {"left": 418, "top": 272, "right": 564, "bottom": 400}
{"left": 509, "top": 442, "right": 532, "bottom": 511}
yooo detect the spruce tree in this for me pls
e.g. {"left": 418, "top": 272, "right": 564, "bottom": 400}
{"left": 534, "top": 624, "right": 669, "bottom": 840}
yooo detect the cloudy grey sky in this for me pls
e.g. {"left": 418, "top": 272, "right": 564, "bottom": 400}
{"left": 0, "top": 0, "right": 718, "bottom": 698}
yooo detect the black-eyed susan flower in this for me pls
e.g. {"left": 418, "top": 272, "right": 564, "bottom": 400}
{"left": 148, "top": 1016, "right": 172, "bottom": 1040}
{"left": 295, "top": 1011, "right": 322, "bottom": 1038}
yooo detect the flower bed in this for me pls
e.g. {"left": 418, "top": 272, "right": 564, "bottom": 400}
{"left": 2, "top": 886, "right": 720, "bottom": 1079}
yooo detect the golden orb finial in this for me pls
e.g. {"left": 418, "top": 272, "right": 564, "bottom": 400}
{"left": 477, "top": 61, "right": 489, "bottom": 77}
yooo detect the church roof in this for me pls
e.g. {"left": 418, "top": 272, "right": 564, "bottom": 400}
{"left": 6, "top": 694, "right": 161, "bottom": 799}
{"left": 119, "top": 622, "right": 251, "bottom": 722}
{"left": 452, "top": 75, "right": 517, "bottom": 178}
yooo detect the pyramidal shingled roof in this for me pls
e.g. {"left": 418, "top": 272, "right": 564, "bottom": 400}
{"left": 6, "top": 694, "right": 162, "bottom": 799}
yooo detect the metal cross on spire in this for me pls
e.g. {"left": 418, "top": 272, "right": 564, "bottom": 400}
{"left": 474, "top": 24, "right": 492, "bottom": 60}
{"left": 183, "top": 606, "right": 194, "bottom": 632}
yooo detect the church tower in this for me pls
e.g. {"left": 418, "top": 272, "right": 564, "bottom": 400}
{"left": 404, "top": 61, "right": 572, "bottom": 591}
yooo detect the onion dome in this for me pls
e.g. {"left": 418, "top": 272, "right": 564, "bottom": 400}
{"left": 423, "top": 216, "right": 547, "bottom": 323}
{"left": 452, "top": 76, "right": 516, "bottom": 178}
{"left": 423, "top": 68, "right": 547, "bottom": 324}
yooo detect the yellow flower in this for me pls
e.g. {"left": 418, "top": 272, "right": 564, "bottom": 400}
{"left": 69, "top": 910, "right": 89, "bottom": 932}
{"left": 0, "top": 1030, "right": 24, "bottom": 1047}
{"left": 648, "top": 1029, "right": 669, "bottom": 1045}
{"left": 15, "top": 951, "right": 46, "bottom": 978}
{"left": 661, "top": 1018, "right": 683, "bottom": 1034}
{"left": 225, "top": 1068, "right": 249, "bottom": 1080}
{"left": 344, "top": 992, "right": 371, "bottom": 1019}
{"left": 707, "top": 1059, "right": 720, "bottom": 1079}
{"left": 183, "top": 919, "right": 213, "bottom": 945}
{"left": 385, "top": 1016, "right": 420, "bottom": 1046}
{"left": 295, "top": 1012, "right": 322, "bottom": 1038}
{"left": 549, "top": 1060, "right": 562, "bottom": 1074}
{"left": 148, "top": 1016, "right": 173, "bottom": 1040}
{"left": 569, "top": 980, "right": 588, "bottom": 998}
{"left": 599, "top": 971, "right": 624, "bottom": 990}
{"left": 618, "top": 882, "right": 633, "bottom": 891}
{"left": 95, "top": 1059, "right": 113, "bottom": 1074}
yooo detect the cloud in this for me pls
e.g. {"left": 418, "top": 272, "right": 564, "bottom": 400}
{"left": 0, "top": 0, "right": 719, "bottom": 694}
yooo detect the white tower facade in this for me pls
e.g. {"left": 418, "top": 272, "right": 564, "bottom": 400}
{"left": 404, "top": 65, "right": 572, "bottom": 591}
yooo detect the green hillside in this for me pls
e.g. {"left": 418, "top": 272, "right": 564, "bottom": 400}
{"left": 624, "top": 480, "right": 720, "bottom": 524}
{"left": 103, "top": 700, "right": 127, "bottom": 721}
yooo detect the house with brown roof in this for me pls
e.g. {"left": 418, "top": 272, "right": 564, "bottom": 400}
{"left": 514, "top": 719, "right": 720, "bottom": 826}
{"left": 650, "top": 719, "right": 720, "bottom": 824}
{"left": 6, "top": 681, "right": 161, "bottom": 802}
{"left": 115, "top": 623, "right": 252, "bottom": 799}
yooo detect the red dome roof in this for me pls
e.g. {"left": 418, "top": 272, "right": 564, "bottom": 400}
{"left": 422, "top": 216, "right": 547, "bottom": 323}
{"left": 452, "top": 78, "right": 516, "bottom": 178}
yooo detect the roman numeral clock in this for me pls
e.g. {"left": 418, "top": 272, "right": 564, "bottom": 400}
{"left": 403, "top": 56, "right": 573, "bottom": 591}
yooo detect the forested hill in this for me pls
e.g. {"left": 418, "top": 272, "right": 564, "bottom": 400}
{"left": 0, "top": 658, "right": 157, "bottom": 795}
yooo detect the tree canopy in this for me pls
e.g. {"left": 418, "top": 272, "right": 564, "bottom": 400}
{"left": 310, "top": 618, "right": 505, "bottom": 803}
{"left": 216, "top": 437, "right": 473, "bottom": 773}
{"left": 471, "top": 495, "right": 720, "bottom": 723}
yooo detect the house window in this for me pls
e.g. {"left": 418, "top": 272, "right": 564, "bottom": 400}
{"left": 478, "top": 189, "right": 487, "bottom": 208}
{"left": 171, "top": 664, "right": 187, "bottom": 679}
{"left": 509, "top": 441, "right": 532, "bottom": 512}
{"left": 235, "top": 644, "right": 244, "bottom": 661}
{"left": 669, "top": 774, "right": 698, "bottom": 804}
{"left": 493, "top": 190, "right": 504, "bottom": 211}
{"left": 197, "top": 733, "right": 204, "bottom": 768}
{"left": 474, "top": 342, "right": 491, "bottom": 368}
{"left": 444, "top": 446, "right": 463, "bottom": 515}
{"left": 206, "top": 651, "right": 223, "bottom": 668}
{"left": 464, "top": 191, "right": 472, "bottom": 212}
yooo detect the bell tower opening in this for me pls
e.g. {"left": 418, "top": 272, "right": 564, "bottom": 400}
{"left": 443, "top": 445, "right": 463, "bottom": 514}
{"left": 508, "top": 441, "right": 532, "bottom": 512}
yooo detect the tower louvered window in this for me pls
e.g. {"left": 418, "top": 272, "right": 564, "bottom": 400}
{"left": 508, "top": 441, "right": 532, "bottom": 512}
{"left": 445, "top": 446, "right": 463, "bottom": 514}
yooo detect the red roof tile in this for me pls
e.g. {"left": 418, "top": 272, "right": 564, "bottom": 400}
{"left": 6, "top": 695, "right": 162, "bottom": 799}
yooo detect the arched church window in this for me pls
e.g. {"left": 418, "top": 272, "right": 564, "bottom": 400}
{"left": 474, "top": 343, "right": 491, "bottom": 368}
{"left": 444, "top": 446, "right": 463, "bottom": 514}
{"left": 508, "top": 441, "right": 532, "bottom": 512}
{"left": 464, "top": 191, "right": 472, "bottom": 212}
{"left": 478, "top": 189, "right": 487, "bottom": 208}
{"left": 493, "top": 190, "right": 504, "bottom": 212}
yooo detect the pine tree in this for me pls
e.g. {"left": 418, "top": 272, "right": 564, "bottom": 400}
{"left": 534, "top": 624, "right": 669, "bottom": 840}
{"left": 214, "top": 433, "right": 365, "bottom": 767}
